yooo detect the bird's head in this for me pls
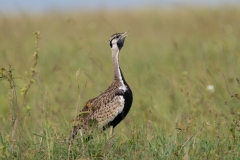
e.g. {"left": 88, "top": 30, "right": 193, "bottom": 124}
{"left": 109, "top": 31, "right": 129, "bottom": 51}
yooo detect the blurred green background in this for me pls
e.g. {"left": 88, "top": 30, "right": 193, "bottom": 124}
{"left": 0, "top": 5, "right": 240, "bottom": 159}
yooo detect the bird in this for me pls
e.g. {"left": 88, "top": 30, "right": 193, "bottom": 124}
{"left": 71, "top": 31, "right": 133, "bottom": 140}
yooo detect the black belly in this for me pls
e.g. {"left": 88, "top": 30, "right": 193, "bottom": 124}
{"left": 105, "top": 87, "right": 133, "bottom": 129}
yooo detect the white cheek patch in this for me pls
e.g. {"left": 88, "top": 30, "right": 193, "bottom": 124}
{"left": 111, "top": 39, "right": 118, "bottom": 50}
{"left": 111, "top": 43, "right": 118, "bottom": 50}
{"left": 111, "top": 39, "right": 118, "bottom": 44}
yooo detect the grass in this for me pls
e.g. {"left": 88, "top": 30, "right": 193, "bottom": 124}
{"left": 1, "top": 6, "right": 240, "bottom": 159}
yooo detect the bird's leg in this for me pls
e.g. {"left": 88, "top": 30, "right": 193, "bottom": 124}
{"left": 109, "top": 126, "right": 113, "bottom": 136}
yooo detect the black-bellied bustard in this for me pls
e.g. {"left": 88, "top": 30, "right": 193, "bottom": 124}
{"left": 71, "top": 31, "right": 133, "bottom": 140}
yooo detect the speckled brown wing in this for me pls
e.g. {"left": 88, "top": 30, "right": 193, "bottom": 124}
{"left": 71, "top": 81, "right": 124, "bottom": 137}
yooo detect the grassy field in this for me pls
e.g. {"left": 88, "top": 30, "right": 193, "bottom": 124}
{"left": 1, "top": 7, "right": 240, "bottom": 159}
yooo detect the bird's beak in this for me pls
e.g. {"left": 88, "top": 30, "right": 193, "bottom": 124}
{"left": 120, "top": 31, "right": 129, "bottom": 38}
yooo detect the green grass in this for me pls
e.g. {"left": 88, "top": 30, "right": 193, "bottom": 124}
{"left": 1, "top": 7, "right": 240, "bottom": 159}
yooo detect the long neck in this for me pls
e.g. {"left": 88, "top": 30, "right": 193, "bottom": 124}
{"left": 111, "top": 47, "right": 122, "bottom": 81}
